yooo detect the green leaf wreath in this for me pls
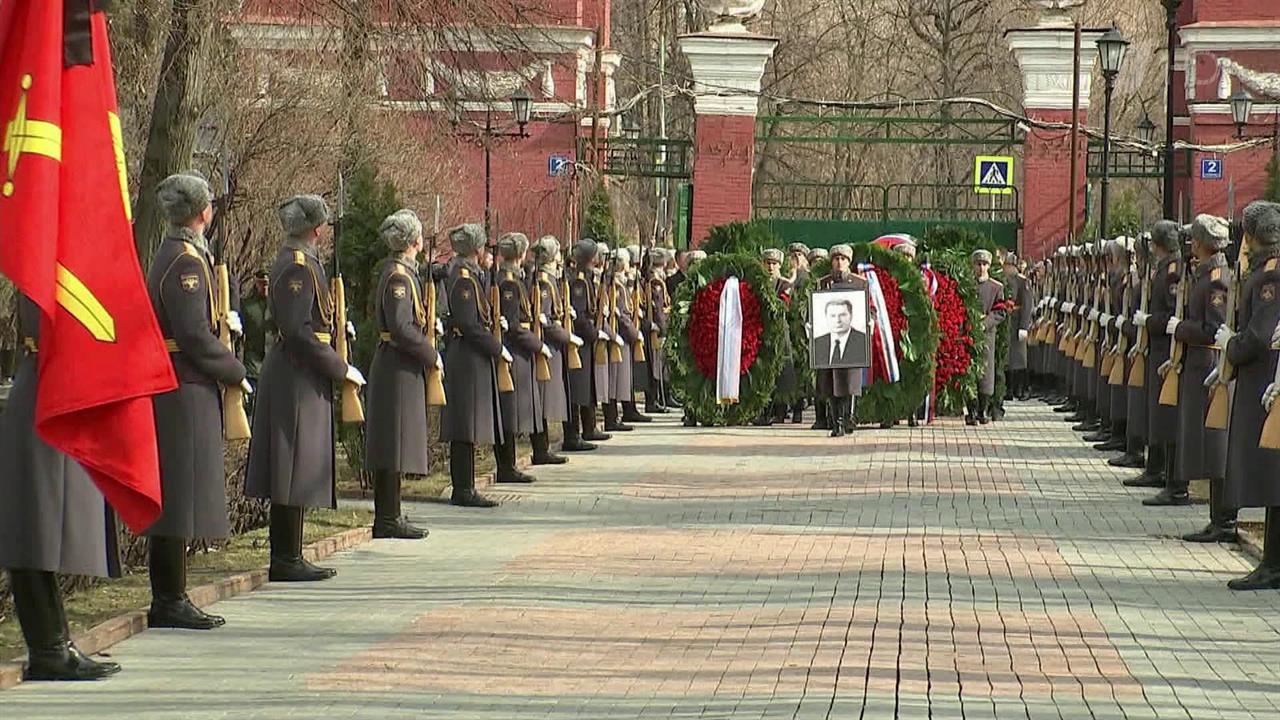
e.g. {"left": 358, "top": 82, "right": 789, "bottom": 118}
{"left": 667, "top": 252, "right": 789, "bottom": 426}
{"left": 810, "top": 243, "right": 940, "bottom": 425}
{"left": 922, "top": 247, "right": 986, "bottom": 415}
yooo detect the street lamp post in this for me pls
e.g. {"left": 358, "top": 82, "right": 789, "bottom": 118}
{"left": 1162, "top": 0, "right": 1183, "bottom": 218}
{"left": 1137, "top": 112, "right": 1156, "bottom": 145}
{"left": 1230, "top": 90, "right": 1254, "bottom": 138}
{"left": 1097, "top": 26, "right": 1129, "bottom": 241}
{"left": 466, "top": 89, "right": 532, "bottom": 239}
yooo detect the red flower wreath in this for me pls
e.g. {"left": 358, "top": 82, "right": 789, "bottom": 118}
{"left": 688, "top": 277, "right": 765, "bottom": 380}
{"left": 931, "top": 273, "right": 975, "bottom": 393}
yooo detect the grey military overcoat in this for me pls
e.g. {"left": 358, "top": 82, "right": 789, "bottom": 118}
{"left": 533, "top": 270, "right": 570, "bottom": 423}
{"left": 1144, "top": 255, "right": 1181, "bottom": 443}
{"left": 439, "top": 260, "right": 504, "bottom": 445}
{"left": 568, "top": 269, "right": 600, "bottom": 408}
{"left": 499, "top": 267, "right": 545, "bottom": 436}
{"left": 607, "top": 277, "right": 637, "bottom": 402}
{"left": 977, "top": 278, "right": 1006, "bottom": 395}
{"left": 1006, "top": 274, "right": 1032, "bottom": 371}
{"left": 1173, "top": 254, "right": 1229, "bottom": 481}
{"left": 0, "top": 299, "right": 118, "bottom": 577}
{"left": 1223, "top": 251, "right": 1280, "bottom": 508}
{"left": 245, "top": 243, "right": 346, "bottom": 508}
{"left": 145, "top": 231, "right": 246, "bottom": 538}
{"left": 365, "top": 258, "right": 439, "bottom": 475}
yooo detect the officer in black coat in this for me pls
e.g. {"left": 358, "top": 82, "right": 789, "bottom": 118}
{"left": 494, "top": 232, "right": 542, "bottom": 484}
{"left": 144, "top": 173, "right": 248, "bottom": 628}
{"left": 568, "top": 240, "right": 612, "bottom": 441}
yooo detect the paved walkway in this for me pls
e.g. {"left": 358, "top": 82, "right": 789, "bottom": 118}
{"left": 7, "top": 403, "right": 1280, "bottom": 719}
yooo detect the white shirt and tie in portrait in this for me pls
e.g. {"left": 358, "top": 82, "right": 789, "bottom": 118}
{"left": 810, "top": 290, "right": 871, "bottom": 370}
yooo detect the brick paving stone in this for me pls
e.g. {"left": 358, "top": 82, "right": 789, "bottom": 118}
{"left": 6, "top": 402, "right": 1280, "bottom": 718}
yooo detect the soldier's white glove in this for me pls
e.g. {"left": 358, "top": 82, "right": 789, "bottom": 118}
{"left": 1216, "top": 325, "right": 1235, "bottom": 348}
{"left": 435, "top": 354, "right": 445, "bottom": 371}
{"left": 1133, "top": 311, "right": 1151, "bottom": 327}
{"left": 1157, "top": 359, "right": 1173, "bottom": 378}
{"left": 569, "top": 334, "right": 585, "bottom": 347}
{"left": 436, "top": 318, "right": 444, "bottom": 336}
{"left": 500, "top": 347, "right": 513, "bottom": 364}
{"left": 1100, "top": 313, "right": 1113, "bottom": 328}
{"left": 1264, "top": 383, "right": 1280, "bottom": 412}
{"left": 613, "top": 333, "right": 625, "bottom": 348}
{"left": 1018, "top": 329, "right": 1028, "bottom": 341}
{"left": 344, "top": 364, "right": 366, "bottom": 386}
{"left": 1204, "top": 367, "right": 1220, "bottom": 388}
{"left": 1062, "top": 302, "right": 1075, "bottom": 314}
{"left": 346, "top": 321, "right": 356, "bottom": 341}
{"left": 540, "top": 344, "right": 552, "bottom": 359}
{"left": 539, "top": 313, "right": 550, "bottom": 327}
{"left": 597, "top": 330, "right": 610, "bottom": 341}
{"left": 569, "top": 306, "right": 578, "bottom": 320}
{"left": 1087, "top": 309, "right": 1099, "bottom": 322}
{"left": 1113, "top": 316, "right": 1125, "bottom": 330}
{"left": 1076, "top": 305, "right": 1086, "bottom": 317}
{"left": 225, "top": 310, "right": 243, "bottom": 337}
{"left": 1165, "top": 317, "right": 1181, "bottom": 336}
{"left": 499, "top": 316, "right": 509, "bottom": 332}
{"left": 601, "top": 304, "right": 611, "bottom": 318}
{"left": 239, "top": 379, "right": 254, "bottom": 395}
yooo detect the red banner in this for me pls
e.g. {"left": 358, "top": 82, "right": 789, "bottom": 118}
{"left": 0, "top": 2, "right": 177, "bottom": 532}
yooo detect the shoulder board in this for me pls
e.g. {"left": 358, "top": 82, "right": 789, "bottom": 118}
{"left": 1211, "top": 267, "right": 1223, "bottom": 282}
{"left": 460, "top": 267, "right": 471, "bottom": 278}
{"left": 506, "top": 271, "right": 515, "bottom": 281}
{"left": 1267, "top": 258, "right": 1279, "bottom": 272}
{"left": 577, "top": 272, "right": 585, "bottom": 280}
{"left": 180, "top": 242, "right": 200, "bottom": 258}
{"left": 539, "top": 271, "right": 549, "bottom": 281}
{"left": 392, "top": 263, "right": 409, "bottom": 277}
{"left": 292, "top": 250, "right": 306, "bottom": 266}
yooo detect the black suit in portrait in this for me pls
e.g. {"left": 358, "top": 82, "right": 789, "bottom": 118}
{"left": 812, "top": 329, "right": 868, "bottom": 370}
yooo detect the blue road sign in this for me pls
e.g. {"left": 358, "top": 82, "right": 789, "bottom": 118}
{"left": 974, "top": 155, "right": 1014, "bottom": 195}
{"left": 1201, "top": 157, "right": 1223, "bottom": 180}
{"left": 548, "top": 154, "right": 572, "bottom": 177}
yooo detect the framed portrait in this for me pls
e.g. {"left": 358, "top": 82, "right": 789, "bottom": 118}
{"left": 810, "top": 288, "right": 871, "bottom": 370}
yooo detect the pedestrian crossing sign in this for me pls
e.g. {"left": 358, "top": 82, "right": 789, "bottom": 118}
{"left": 974, "top": 155, "right": 1014, "bottom": 195}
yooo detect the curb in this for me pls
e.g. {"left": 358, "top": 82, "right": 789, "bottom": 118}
{"left": 0, "top": 526, "right": 372, "bottom": 692}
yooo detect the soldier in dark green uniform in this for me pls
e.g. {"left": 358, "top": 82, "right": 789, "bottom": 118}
{"left": 0, "top": 295, "right": 121, "bottom": 680}
{"left": 440, "top": 224, "right": 504, "bottom": 507}
{"left": 246, "top": 194, "right": 363, "bottom": 581}
{"left": 969, "top": 249, "right": 1006, "bottom": 425}
{"left": 494, "top": 232, "right": 542, "bottom": 484}
{"left": 144, "top": 173, "right": 248, "bottom": 628}
{"left": 363, "top": 210, "right": 436, "bottom": 539}
{"left": 240, "top": 268, "right": 272, "bottom": 406}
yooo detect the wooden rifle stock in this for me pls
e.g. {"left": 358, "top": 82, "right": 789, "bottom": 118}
{"left": 425, "top": 273, "right": 446, "bottom": 407}
{"left": 563, "top": 275, "right": 583, "bottom": 370}
{"left": 631, "top": 279, "right": 646, "bottom": 362}
{"left": 492, "top": 280, "right": 515, "bottom": 393}
{"left": 608, "top": 279, "right": 623, "bottom": 363}
{"left": 216, "top": 264, "right": 252, "bottom": 440}
{"left": 1158, "top": 260, "right": 1189, "bottom": 407}
{"left": 1260, "top": 354, "right": 1280, "bottom": 449}
{"left": 1108, "top": 278, "right": 1131, "bottom": 386}
{"left": 1206, "top": 249, "right": 1246, "bottom": 429}
{"left": 533, "top": 274, "right": 552, "bottom": 382}
{"left": 333, "top": 276, "right": 365, "bottom": 423}
{"left": 1129, "top": 255, "right": 1152, "bottom": 389}
{"left": 593, "top": 273, "right": 608, "bottom": 366}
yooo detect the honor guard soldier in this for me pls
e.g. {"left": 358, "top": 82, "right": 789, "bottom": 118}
{"left": 816, "top": 244, "right": 865, "bottom": 437}
{"left": 569, "top": 239, "right": 612, "bottom": 442}
{"left": 494, "top": 232, "right": 543, "bottom": 484}
{"left": 440, "top": 224, "right": 504, "bottom": 507}
{"left": 1093, "top": 239, "right": 1131, "bottom": 453}
{"left": 1223, "top": 202, "right": 1280, "bottom": 588}
{"left": 788, "top": 243, "right": 812, "bottom": 292}
{"left": 0, "top": 297, "right": 121, "bottom": 680}
{"left": 241, "top": 268, "right": 272, "bottom": 402}
{"left": 1110, "top": 237, "right": 1149, "bottom": 469}
{"left": 756, "top": 248, "right": 797, "bottom": 425}
{"left": 1126, "top": 220, "right": 1183, "bottom": 490}
{"left": 246, "top": 194, "right": 362, "bottom": 581}
{"left": 529, "top": 236, "right": 578, "bottom": 461}
{"left": 605, "top": 249, "right": 649, "bottom": 428}
{"left": 1003, "top": 254, "right": 1033, "bottom": 401}
{"left": 364, "top": 210, "right": 437, "bottom": 539}
{"left": 969, "top": 249, "right": 1006, "bottom": 425}
{"left": 145, "top": 173, "right": 249, "bottom": 627}
{"left": 642, "top": 248, "right": 673, "bottom": 415}
{"left": 1161, "top": 215, "right": 1232, "bottom": 520}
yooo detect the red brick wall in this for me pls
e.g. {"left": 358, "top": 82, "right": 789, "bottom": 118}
{"left": 1021, "top": 109, "right": 1087, "bottom": 261}
{"left": 1190, "top": 113, "right": 1273, "bottom": 220}
{"left": 1190, "top": 0, "right": 1280, "bottom": 22}
{"left": 689, "top": 115, "right": 757, "bottom": 247}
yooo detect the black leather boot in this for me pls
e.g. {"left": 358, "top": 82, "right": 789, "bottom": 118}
{"left": 532, "top": 430, "right": 568, "bottom": 464}
{"left": 7, "top": 569, "right": 121, "bottom": 681}
{"left": 581, "top": 406, "right": 611, "bottom": 442}
{"left": 811, "top": 399, "right": 830, "bottom": 431}
{"left": 1229, "top": 507, "right": 1280, "bottom": 590}
{"left": 560, "top": 420, "right": 596, "bottom": 452}
{"left": 1109, "top": 436, "right": 1146, "bottom": 468}
{"left": 1144, "top": 445, "right": 1189, "bottom": 506}
{"left": 449, "top": 442, "right": 499, "bottom": 507}
{"left": 148, "top": 536, "right": 225, "bottom": 629}
{"left": 603, "top": 402, "right": 632, "bottom": 432}
{"left": 791, "top": 400, "right": 805, "bottom": 424}
{"left": 1054, "top": 399, "right": 1077, "bottom": 413}
{"left": 842, "top": 398, "right": 856, "bottom": 433}
{"left": 372, "top": 471, "right": 427, "bottom": 539}
{"left": 494, "top": 436, "right": 535, "bottom": 483}
{"left": 663, "top": 387, "right": 681, "bottom": 409}
{"left": 622, "top": 401, "right": 651, "bottom": 423}
{"left": 1124, "top": 442, "right": 1166, "bottom": 487}
{"left": 682, "top": 408, "right": 698, "bottom": 427}
{"left": 269, "top": 504, "right": 337, "bottom": 581}
{"left": 965, "top": 399, "right": 978, "bottom": 426}
{"left": 1183, "top": 478, "right": 1239, "bottom": 543}
{"left": 977, "top": 394, "right": 991, "bottom": 425}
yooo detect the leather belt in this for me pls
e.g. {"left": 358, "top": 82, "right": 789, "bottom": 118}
{"left": 165, "top": 331, "right": 331, "bottom": 353}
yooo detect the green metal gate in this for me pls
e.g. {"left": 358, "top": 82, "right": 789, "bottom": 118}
{"left": 753, "top": 182, "right": 1020, "bottom": 249}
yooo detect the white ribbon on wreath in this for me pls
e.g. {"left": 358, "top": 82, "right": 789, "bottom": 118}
{"left": 716, "top": 276, "right": 743, "bottom": 404}
{"left": 858, "top": 263, "right": 900, "bottom": 383}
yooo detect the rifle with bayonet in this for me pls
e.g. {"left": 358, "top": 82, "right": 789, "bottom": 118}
{"left": 214, "top": 155, "right": 252, "bottom": 440}
{"left": 1109, "top": 262, "right": 1134, "bottom": 386}
{"left": 1158, "top": 250, "right": 1191, "bottom": 407}
{"left": 1082, "top": 268, "right": 1102, "bottom": 369}
{"left": 425, "top": 195, "right": 446, "bottom": 406}
{"left": 489, "top": 220, "right": 515, "bottom": 393}
{"left": 1206, "top": 241, "right": 1246, "bottom": 428}
{"left": 333, "top": 174, "right": 364, "bottom": 423}
{"left": 1129, "top": 239, "right": 1153, "bottom": 388}
{"left": 562, "top": 259, "right": 583, "bottom": 370}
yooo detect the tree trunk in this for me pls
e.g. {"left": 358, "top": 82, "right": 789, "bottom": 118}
{"left": 131, "top": 0, "right": 217, "bottom": 263}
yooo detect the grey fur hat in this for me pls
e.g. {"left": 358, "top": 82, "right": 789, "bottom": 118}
{"left": 532, "top": 236, "right": 560, "bottom": 265}
{"left": 1002, "top": 252, "right": 1018, "bottom": 266}
{"left": 971, "top": 249, "right": 993, "bottom": 264}
{"left": 1151, "top": 219, "right": 1183, "bottom": 251}
{"left": 809, "top": 248, "right": 829, "bottom": 261}
{"left": 278, "top": 194, "right": 329, "bottom": 238}
{"left": 788, "top": 242, "right": 810, "bottom": 255}
{"left": 497, "top": 232, "right": 529, "bottom": 261}
{"left": 761, "top": 248, "right": 784, "bottom": 263}
{"left": 378, "top": 209, "right": 423, "bottom": 252}
{"left": 626, "top": 244, "right": 641, "bottom": 265}
{"left": 1189, "top": 214, "right": 1231, "bottom": 250}
{"left": 157, "top": 172, "right": 212, "bottom": 225}
{"left": 448, "top": 223, "right": 486, "bottom": 255}
{"left": 687, "top": 249, "right": 708, "bottom": 263}
{"left": 1244, "top": 201, "right": 1280, "bottom": 246}
{"left": 648, "top": 248, "right": 668, "bottom": 267}
{"left": 829, "top": 244, "right": 853, "bottom": 261}
{"left": 612, "top": 248, "right": 631, "bottom": 270}
{"left": 572, "top": 238, "right": 599, "bottom": 265}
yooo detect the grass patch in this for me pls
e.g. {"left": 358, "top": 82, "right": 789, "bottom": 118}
{"left": 0, "top": 507, "right": 370, "bottom": 662}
